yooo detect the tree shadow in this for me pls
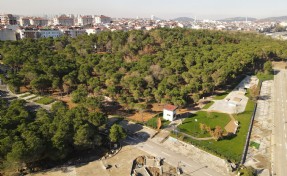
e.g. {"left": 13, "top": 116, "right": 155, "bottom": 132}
{"left": 258, "top": 95, "right": 270, "bottom": 100}
{"left": 120, "top": 120, "right": 144, "bottom": 134}
{"left": 223, "top": 133, "right": 237, "bottom": 140}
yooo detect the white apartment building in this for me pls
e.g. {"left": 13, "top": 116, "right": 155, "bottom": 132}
{"left": 0, "top": 28, "right": 17, "bottom": 41}
{"left": 30, "top": 18, "right": 49, "bottom": 26}
{"left": 0, "top": 14, "right": 17, "bottom": 25}
{"left": 19, "top": 17, "right": 31, "bottom": 26}
{"left": 95, "top": 15, "right": 112, "bottom": 24}
{"left": 60, "top": 28, "right": 86, "bottom": 38}
{"left": 38, "top": 29, "right": 62, "bottom": 38}
{"left": 54, "top": 15, "right": 74, "bottom": 26}
{"left": 78, "top": 15, "right": 94, "bottom": 26}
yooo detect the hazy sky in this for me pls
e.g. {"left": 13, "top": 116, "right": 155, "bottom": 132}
{"left": 0, "top": 0, "right": 287, "bottom": 19}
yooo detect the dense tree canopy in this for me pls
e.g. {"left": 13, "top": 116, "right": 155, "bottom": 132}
{"left": 0, "top": 98, "right": 107, "bottom": 173}
{"left": 1, "top": 28, "right": 286, "bottom": 108}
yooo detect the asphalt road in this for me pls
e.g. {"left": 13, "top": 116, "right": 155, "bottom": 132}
{"left": 273, "top": 69, "right": 287, "bottom": 176}
{"left": 124, "top": 135, "right": 223, "bottom": 176}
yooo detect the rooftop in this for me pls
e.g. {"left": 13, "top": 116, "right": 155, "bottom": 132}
{"left": 163, "top": 104, "right": 177, "bottom": 111}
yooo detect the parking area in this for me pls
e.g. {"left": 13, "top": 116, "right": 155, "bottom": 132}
{"left": 209, "top": 76, "right": 258, "bottom": 114}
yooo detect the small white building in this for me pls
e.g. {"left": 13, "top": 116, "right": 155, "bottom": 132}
{"left": 163, "top": 104, "right": 178, "bottom": 121}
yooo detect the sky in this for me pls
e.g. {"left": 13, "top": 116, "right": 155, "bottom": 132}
{"left": 0, "top": 0, "right": 287, "bottom": 20}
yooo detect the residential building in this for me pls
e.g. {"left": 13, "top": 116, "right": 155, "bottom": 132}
{"left": 78, "top": 15, "right": 94, "bottom": 26}
{"left": 30, "top": 17, "right": 49, "bottom": 26}
{"left": 95, "top": 15, "right": 111, "bottom": 24}
{"left": 17, "top": 29, "right": 39, "bottom": 39}
{"left": 60, "top": 27, "right": 86, "bottom": 38}
{"left": 38, "top": 29, "right": 62, "bottom": 38}
{"left": 163, "top": 104, "right": 177, "bottom": 121}
{"left": 85, "top": 28, "right": 101, "bottom": 35}
{"left": 0, "top": 14, "right": 17, "bottom": 25}
{"left": 0, "top": 28, "right": 17, "bottom": 41}
{"left": 54, "top": 15, "right": 74, "bottom": 26}
{"left": 19, "top": 17, "right": 31, "bottom": 26}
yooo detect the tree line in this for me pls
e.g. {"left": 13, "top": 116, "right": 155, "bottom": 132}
{"left": 0, "top": 28, "right": 286, "bottom": 108}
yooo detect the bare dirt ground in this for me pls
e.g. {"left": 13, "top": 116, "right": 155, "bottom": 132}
{"left": 20, "top": 86, "right": 30, "bottom": 93}
{"left": 127, "top": 111, "right": 158, "bottom": 122}
{"left": 53, "top": 95, "right": 78, "bottom": 109}
{"left": 32, "top": 145, "right": 149, "bottom": 176}
{"left": 272, "top": 61, "right": 287, "bottom": 69}
{"left": 224, "top": 114, "right": 237, "bottom": 134}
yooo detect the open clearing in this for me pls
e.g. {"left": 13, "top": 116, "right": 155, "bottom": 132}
{"left": 32, "top": 145, "right": 149, "bottom": 176}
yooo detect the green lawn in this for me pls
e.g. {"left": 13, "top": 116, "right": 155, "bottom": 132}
{"left": 35, "top": 97, "right": 55, "bottom": 105}
{"left": 175, "top": 100, "right": 255, "bottom": 163}
{"left": 146, "top": 113, "right": 170, "bottom": 129}
{"left": 256, "top": 71, "right": 274, "bottom": 81}
{"left": 250, "top": 141, "right": 260, "bottom": 149}
{"left": 202, "top": 101, "right": 214, "bottom": 109}
{"left": 177, "top": 111, "right": 230, "bottom": 138}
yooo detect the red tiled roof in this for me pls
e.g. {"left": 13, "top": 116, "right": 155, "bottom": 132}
{"left": 164, "top": 104, "right": 177, "bottom": 111}
{"left": 100, "top": 15, "right": 110, "bottom": 18}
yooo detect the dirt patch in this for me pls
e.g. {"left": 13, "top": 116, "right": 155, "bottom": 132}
{"left": 127, "top": 111, "right": 157, "bottom": 122}
{"left": 20, "top": 86, "right": 30, "bottom": 93}
{"left": 224, "top": 114, "right": 238, "bottom": 134}
{"left": 254, "top": 154, "right": 270, "bottom": 170}
{"left": 146, "top": 167, "right": 160, "bottom": 176}
{"left": 273, "top": 61, "right": 287, "bottom": 69}
{"left": 33, "top": 145, "right": 149, "bottom": 176}
{"left": 53, "top": 95, "right": 77, "bottom": 109}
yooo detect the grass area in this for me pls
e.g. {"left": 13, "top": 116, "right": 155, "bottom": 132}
{"left": 35, "top": 97, "right": 55, "bottom": 105}
{"left": 26, "top": 95, "right": 38, "bottom": 100}
{"left": 177, "top": 111, "right": 230, "bottom": 138}
{"left": 256, "top": 71, "right": 274, "bottom": 81}
{"left": 174, "top": 100, "right": 255, "bottom": 163}
{"left": 19, "top": 93, "right": 31, "bottom": 98}
{"left": 202, "top": 101, "right": 214, "bottom": 109}
{"left": 250, "top": 141, "right": 260, "bottom": 149}
{"left": 146, "top": 113, "right": 170, "bottom": 129}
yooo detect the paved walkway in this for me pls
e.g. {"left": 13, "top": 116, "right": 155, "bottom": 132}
{"left": 1, "top": 84, "right": 53, "bottom": 111}
{"left": 208, "top": 76, "right": 258, "bottom": 114}
{"left": 245, "top": 80, "right": 273, "bottom": 175}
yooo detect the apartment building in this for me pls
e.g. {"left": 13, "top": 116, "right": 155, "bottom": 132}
{"left": 19, "top": 17, "right": 31, "bottom": 26}
{"left": 54, "top": 15, "right": 74, "bottom": 26}
{"left": 78, "top": 15, "right": 94, "bottom": 26}
{"left": 0, "top": 28, "right": 17, "bottom": 41}
{"left": 30, "top": 17, "right": 49, "bottom": 26}
{"left": 0, "top": 14, "right": 17, "bottom": 25}
{"left": 95, "top": 15, "right": 112, "bottom": 24}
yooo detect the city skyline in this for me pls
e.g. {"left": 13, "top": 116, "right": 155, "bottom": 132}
{"left": 1, "top": 0, "right": 287, "bottom": 20}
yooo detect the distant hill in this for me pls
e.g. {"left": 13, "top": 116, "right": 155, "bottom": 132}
{"left": 218, "top": 17, "right": 257, "bottom": 22}
{"left": 173, "top": 17, "right": 194, "bottom": 22}
{"left": 259, "top": 16, "right": 287, "bottom": 22}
